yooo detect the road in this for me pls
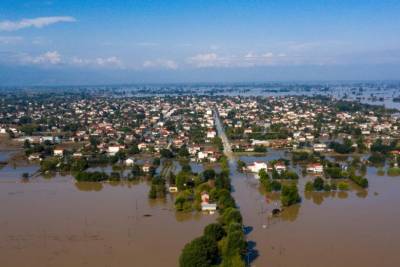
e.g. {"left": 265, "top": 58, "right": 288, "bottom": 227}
{"left": 213, "top": 109, "right": 233, "bottom": 159}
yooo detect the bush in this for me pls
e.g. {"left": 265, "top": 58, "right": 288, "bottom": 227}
{"left": 338, "top": 181, "right": 349, "bottom": 191}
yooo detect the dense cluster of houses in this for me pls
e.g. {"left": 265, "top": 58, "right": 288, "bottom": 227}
{"left": 217, "top": 96, "right": 400, "bottom": 152}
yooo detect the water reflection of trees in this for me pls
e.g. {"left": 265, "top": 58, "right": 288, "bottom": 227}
{"left": 74, "top": 180, "right": 142, "bottom": 192}
{"left": 280, "top": 204, "right": 300, "bottom": 222}
{"left": 75, "top": 182, "right": 104, "bottom": 191}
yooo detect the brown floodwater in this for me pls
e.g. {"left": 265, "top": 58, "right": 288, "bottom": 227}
{"left": 0, "top": 173, "right": 215, "bottom": 267}
{"left": 231, "top": 156, "right": 400, "bottom": 267}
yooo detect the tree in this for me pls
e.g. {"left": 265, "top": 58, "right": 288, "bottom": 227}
{"left": 305, "top": 181, "right": 313, "bottom": 192}
{"left": 219, "top": 208, "right": 242, "bottom": 226}
{"left": 281, "top": 184, "right": 301, "bottom": 207}
{"left": 236, "top": 160, "right": 246, "bottom": 172}
{"left": 313, "top": 177, "right": 324, "bottom": 191}
{"left": 178, "top": 145, "right": 190, "bottom": 157}
{"left": 258, "top": 168, "right": 269, "bottom": 181}
{"left": 202, "top": 169, "right": 216, "bottom": 181}
{"left": 179, "top": 236, "right": 219, "bottom": 267}
{"left": 160, "top": 148, "right": 174, "bottom": 158}
{"left": 204, "top": 223, "right": 226, "bottom": 241}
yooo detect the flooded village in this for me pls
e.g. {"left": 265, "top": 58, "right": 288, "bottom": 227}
{"left": 1, "top": 83, "right": 400, "bottom": 266}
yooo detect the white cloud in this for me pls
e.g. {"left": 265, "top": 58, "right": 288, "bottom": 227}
{"left": 187, "top": 53, "right": 221, "bottom": 67}
{"left": 95, "top": 56, "right": 122, "bottom": 67}
{"left": 71, "top": 56, "right": 124, "bottom": 68}
{"left": 0, "top": 36, "right": 23, "bottom": 44}
{"left": 136, "top": 42, "right": 159, "bottom": 47}
{"left": 0, "top": 16, "right": 76, "bottom": 32}
{"left": 143, "top": 59, "right": 178, "bottom": 70}
{"left": 21, "top": 51, "right": 61, "bottom": 65}
{"left": 188, "top": 52, "right": 288, "bottom": 68}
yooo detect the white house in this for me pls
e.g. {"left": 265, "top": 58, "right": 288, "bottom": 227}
{"left": 201, "top": 203, "right": 217, "bottom": 213}
{"left": 53, "top": 149, "right": 64, "bottom": 157}
{"left": 108, "top": 146, "right": 120, "bottom": 156}
{"left": 274, "top": 163, "right": 287, "bottom": 173}
{"left": 125, "top": 158, "right": 135, "bottom": 166}
{"left": 313, "top": 143, "right": 327, "bottom": 152}
{"left": 248, "top": 161, "right": 268, "bottom": 173}
{"left": 307, "top": 163, "right": 324, "bottom": 174}
{"left": 207, "top": 130, "right": 216, "bottom": 139}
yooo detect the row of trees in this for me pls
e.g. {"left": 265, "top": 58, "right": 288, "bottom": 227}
{"left": 179, "top": 157, "right": 247, "bottom": 266}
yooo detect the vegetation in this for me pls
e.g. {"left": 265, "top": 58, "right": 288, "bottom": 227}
{"left": 149, "top": 176, "right": 167, "bottom": 199}
{"left": 281, "top": 184, "right": 301, "bottom": 206}
{"left": 387, "top": 167, "right": 400, "bottom": 176}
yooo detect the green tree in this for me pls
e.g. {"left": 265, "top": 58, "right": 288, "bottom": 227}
{"left": 179, "top": 236, "right": 219, "bottom": 267}
{"left": 281, "top": 184, "right": 301, "bottom": 207}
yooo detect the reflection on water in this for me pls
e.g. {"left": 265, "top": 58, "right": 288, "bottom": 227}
{"left": 75, "top": 182, "right": 104, "bottom": 192}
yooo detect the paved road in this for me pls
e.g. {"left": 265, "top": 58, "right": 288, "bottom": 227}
{"left": 213, "top": 109, "right": 234, "bottom": 159}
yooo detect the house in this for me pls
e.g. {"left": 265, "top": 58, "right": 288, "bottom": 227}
{"left": 125, "top": 157, "right": 135, "bottom": 166}
{"left": 28, "top": 153, "right": 41, "bottom": 161}
{"left": 108, "top": 146, "right": 120, "bottom": 156}
{"left": 200, "top": 192, "right": 217, "bottom": 213}
{"left": 73, "top": 152, "right": 83, "bottom": 158}
{"left": 53, "top": 149, "right": 64, "bottom": 157}
{"left": 207, "top": 130, "right": 216, "bottom": 139}
{"left": 248, "top": 161, "right": 267, "bottom": 173}
{"left": 313, "top": 143, "right": 327, "bottom": 152}
{"left": 201, "top": 203, "right": 217, "bottom": 213}
{"left": 142, "top": 163, "right": 152, "bottom": 173}
{"left": 201, "top": 192, "right": 210, "bottom": 203}
{"left": 274, "top": 162, "right": 287, "bottom": 173}
{"left": 138, "top": 143, "right": 147, "bottom": 150}
{"left": 307, "top": 163, "right": 324, "bottom": 174}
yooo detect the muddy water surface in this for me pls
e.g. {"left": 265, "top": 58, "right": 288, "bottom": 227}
{"left": 231, "top": 156, "right": 400, "bottom": 267}
{"left": 0, "top": 175, "right": 215, "bottom": 267}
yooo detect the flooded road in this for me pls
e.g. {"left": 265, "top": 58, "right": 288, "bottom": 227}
{"left": 0, "top": 175, "right": 215, "bottom": 267}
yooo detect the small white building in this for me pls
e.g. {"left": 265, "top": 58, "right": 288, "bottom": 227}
{"left": 125, "top": 158, "right": 135, "bottom": 166}
{"left": 248, "top": 161, "right": 268, "bottom": 173}
{"left": 313, "top": 143, "right": 327, "bottom": 152}
{"left": 274, "top": 163, "right": 287, "bottom": 173}
{"left": 108, "top": 146, "right": 120, "bottom": 156}
{"left": 201, "top": 203, "right": 217, "bottom": 213}
{"left": 53, "top": 149, "right": 64, "bottom": 157}
{"left": 207, "top": 130, "right": 216, "bottom": 139}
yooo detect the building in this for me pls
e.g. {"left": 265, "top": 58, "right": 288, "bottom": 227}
{"left": 313, "top": 143, "right": 327, "bottom": 152}
{"left": 108, "top": 146, "right": 120, "bottom": 156}
{"left": 53, "top": 149, "right": 64, "bottom": 157}
{"left": 248, "top": 161, "right": 267, "bottom": 173}
{"left": 274, "top": 162, "right": 287, "bottom": 173}
{"left": 125, "top": 157, "right": 135, "bottom": 166}
{"left": 307, "top": 163, "right": 324, "bottom": 174}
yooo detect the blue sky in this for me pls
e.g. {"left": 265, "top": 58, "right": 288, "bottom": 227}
{"left": 0, "top": 0, "right": 400, "bottom": 85}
